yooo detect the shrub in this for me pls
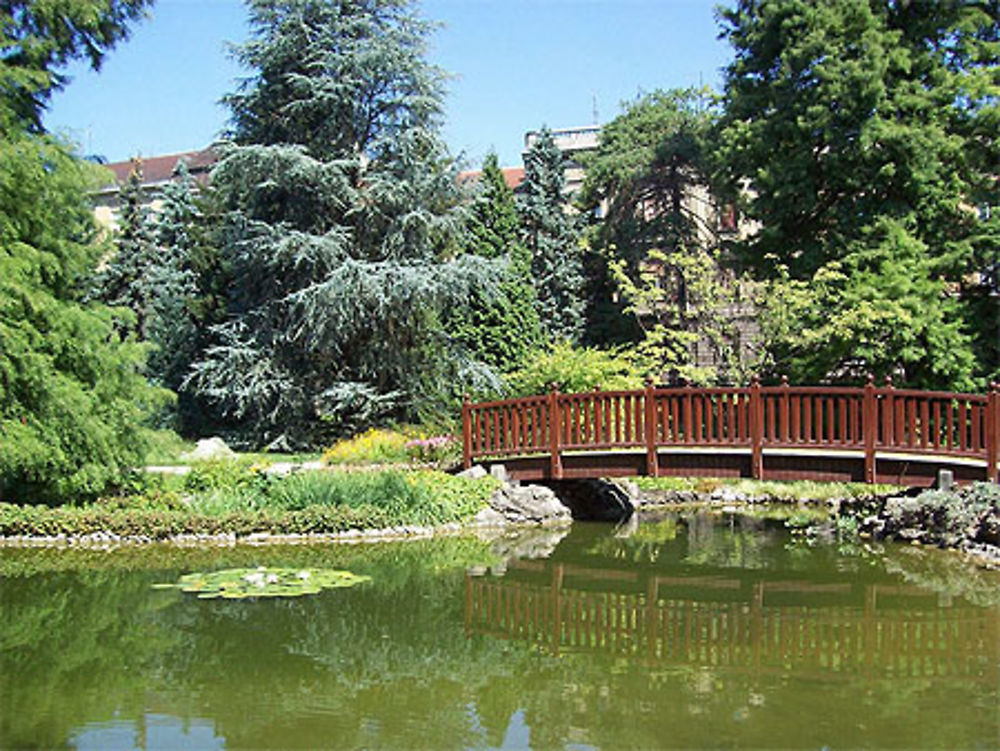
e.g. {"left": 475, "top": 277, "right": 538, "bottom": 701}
{"left": 505, "top": 341, "right": 643, "bottom": 396}
{"left": 322, "top": 428, "right": 411, "bottom": 465}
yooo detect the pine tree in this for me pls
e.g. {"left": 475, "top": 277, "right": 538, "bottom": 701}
{"left": 450, "top": 152, "right": 540, "bottom": 373}
{"left": 146, "top": 161, "right": 199, "bottom": 394}
{"left": 715, "top": 0, "right": 999, "bottom": 388}
{"left": 517, "top": 127, "right": 585, "bottom": 342}
{"left": 187, "top": 0, "right": 501, "bottom": 447}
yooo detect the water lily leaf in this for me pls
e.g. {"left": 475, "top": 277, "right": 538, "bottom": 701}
{"left": 153, "top": 567, "right": 371, "bottom": 599}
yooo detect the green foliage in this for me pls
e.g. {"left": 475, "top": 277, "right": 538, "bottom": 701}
{"left": 505, "top": 341, "right": 643, "bottom": 396}
{"left": 633, "top": 476, "right": 899, "bottom": 503}
{"left": 716, "top": 0, "right": 1000, "bottom": 388}
{"left": 518, "top": 127, "right": 585, "bottom": 341}
{"left": 0, "top": 0, "right": 151, "bottom": 131}
{"left": 580, "top": 89, "right": 759, "bottom": 383}
{"left": 153, "top": 567, "right": 370, "bottom": 599}
{"left": 755, "top": 219, "right": 977, "bottom": 389}
{"left": 188, "top": 0, "right": 504, "bottom": 448}
{"left": 449, "top": 152, "right": 541, "bottom": 372}
{"left": 0, "top": 469, "right": 497, "bottom": 537}
{"left": 0, "top": 133, "right": 168, "bottom": 503}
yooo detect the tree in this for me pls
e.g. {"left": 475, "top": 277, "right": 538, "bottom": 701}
{"left": 0, "top": 0, "right": 151, "bottom": 131}
{"left": 187, "top": 0, "right": 502, "bottom": 447}
{"left": 517, "top": 127, "right": 585, "bottom": 342}
{"left": 0, "top": 134, "right": 166, "bottom": 503}
{"left": 580, "top": 89, "right": 754, "bottom": 383}
{"left": 449, "top": 152, "right": 541, "bottom": 373}
{"left": 0, "top": 0, "right": 161, "bottom": 502}
{"left": 93, "top": 158, "right": 158, "bottom": 339}
{"left": 715, "top": 0, "right": 999, "bottom": 387}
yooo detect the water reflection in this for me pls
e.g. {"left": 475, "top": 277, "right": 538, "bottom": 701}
{"left": 0, "top": 517, "right": 998, "bottom": 749}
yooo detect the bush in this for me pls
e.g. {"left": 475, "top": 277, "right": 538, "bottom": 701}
{"left": 505, "top": 341, "right": 643, "bottom": 396}
{"left": 322, "top": 428, "right": 411, "bottom": 465}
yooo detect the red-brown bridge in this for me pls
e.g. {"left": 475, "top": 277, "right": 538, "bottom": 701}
{"left": 462, "top": 378, "right": 1000, "bottom": 487}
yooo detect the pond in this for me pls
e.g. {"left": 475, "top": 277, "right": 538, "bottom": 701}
{"left": 1, "top": 512, "right": 998, "bottom": 749}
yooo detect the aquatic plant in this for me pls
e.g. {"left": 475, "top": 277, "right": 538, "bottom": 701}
{"left": 153, "top": 567, "right": 370, "bottom": 599}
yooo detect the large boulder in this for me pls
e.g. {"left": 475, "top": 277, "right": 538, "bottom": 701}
{"left": 488, "top": 484, "right": 572, "bottom": 525}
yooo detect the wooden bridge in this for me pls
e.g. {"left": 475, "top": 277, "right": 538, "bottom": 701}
{"left": 462, "top": 378, "right": 1000, "bottom": 487}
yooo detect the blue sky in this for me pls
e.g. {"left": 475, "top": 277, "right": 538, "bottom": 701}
{"left": 44, "top": 0, "right": 733, "bottom": 169}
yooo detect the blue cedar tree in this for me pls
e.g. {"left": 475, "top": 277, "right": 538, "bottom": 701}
{"left": 188, "top": 0, "right": 502, "bottom": 447}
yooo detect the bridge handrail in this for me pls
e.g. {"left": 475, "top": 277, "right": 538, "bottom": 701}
{"left": 462, "top": 378, "right": 1000, "bottom": 483}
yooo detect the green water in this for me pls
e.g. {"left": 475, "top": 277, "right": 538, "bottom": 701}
{"left": 1, "top": 513, "right": 998, "bottom": 749}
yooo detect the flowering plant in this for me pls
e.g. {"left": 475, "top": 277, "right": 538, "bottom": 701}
{"left": 404, "top": 434, "right": 457, "bottom": 465}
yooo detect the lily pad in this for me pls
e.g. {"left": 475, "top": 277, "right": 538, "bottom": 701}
{"left": 153, "top": 566, "right": 371, "bottom": 599}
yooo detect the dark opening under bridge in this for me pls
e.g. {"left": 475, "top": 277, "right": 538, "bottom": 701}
{"left": 462, "top": 379, "right": 1000, "bottom": 487}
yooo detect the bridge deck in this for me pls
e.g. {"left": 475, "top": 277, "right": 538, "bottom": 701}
{"left": 463, "top": 381, "right": 1000, "bottom": 487}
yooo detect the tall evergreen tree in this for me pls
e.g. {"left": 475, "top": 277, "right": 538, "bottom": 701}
{"left": 716, "top": 0, "right": 999, "bottom": 388}
{"left": 517, "top": 127, "right": 585, "bottom": 342}
{"left": 188, "top": 0, "right": 500, "bottom": 447}
{"left": 146, "top": 161, "right": 200, "bottom": 394}
{"left": 0, "top": 1, "right": 161, "bottom": 502}
{"left": 94, "top": 158, "right": 157, "bottom": 339}
{"left": 450, "top": 152, "right": 540, "bottom": 373}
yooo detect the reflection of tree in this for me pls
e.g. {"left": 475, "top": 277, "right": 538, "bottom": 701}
{"left": 1, "top": 527, "right": 998, "bottom": 749}
{"left": 0, "top": 569, "right": 182, "bottom": 748}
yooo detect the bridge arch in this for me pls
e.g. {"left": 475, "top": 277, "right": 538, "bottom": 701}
{"left": 462, "top": 378, "right": 1000, "bottom": 488}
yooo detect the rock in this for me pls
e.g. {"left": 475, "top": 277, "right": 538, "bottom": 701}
{"left": 181, "top": 437, "right": 237, "bottom": 462}
{"left": 487, "top": 484, "right": 572, "bottom": 525}
{"left": 457, "top": 465, "right": 488, "bottom": 480}
{"left": 474, "top": 507, "right": 508, "bottom": 526}
{"left": 489, "top": 464, "right": 511, "bottom": 484}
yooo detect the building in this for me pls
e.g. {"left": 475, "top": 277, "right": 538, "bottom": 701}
{"left": 93, "top": 147, "right": 217, "bottom": 228}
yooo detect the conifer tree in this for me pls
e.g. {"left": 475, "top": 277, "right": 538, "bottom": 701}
{"left": 715, "top": 0, "right": 999, "bottom": 388}
{"left": 0, "top": 0, "right": 161, "bottom": 502}
{"left": 146, "top": 162, "right": 199, "bottom": 394}
{"left": 188, "top": 0, "right": 500, "bottom": 447}
{"left": 94, "top": 158, "right": 157, "bottom": 339}
{"left": 517, "top": 127, "right": 585, "bottom": 342}
{"left": 450, "top": 152, "right": 540, "bottom": 372}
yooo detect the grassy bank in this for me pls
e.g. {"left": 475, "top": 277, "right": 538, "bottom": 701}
{"left": 0, "top": 466, "right": 498, "bottom": 540}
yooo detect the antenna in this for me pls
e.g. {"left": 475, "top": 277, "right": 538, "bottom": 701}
{"left": 591, "top": 93, "right": 599, "bottom": 125}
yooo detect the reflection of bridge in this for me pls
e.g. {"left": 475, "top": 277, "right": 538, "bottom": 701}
{"left": 465, "top": 561, "right": 999, "bottom": 682}
{"left": 462, "top": 379, "right": 1000, "bottom": 486}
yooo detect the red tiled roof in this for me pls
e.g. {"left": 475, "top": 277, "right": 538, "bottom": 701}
{"left": 458, "top": 166, "right": 525, "bottom": 190}
{"left": 104, "top": 147, "right": 218, "bottom": 186}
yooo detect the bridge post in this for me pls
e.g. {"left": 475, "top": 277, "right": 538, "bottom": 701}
{"left": 548, "top": 386, "right": 563, "bottom": 479}
{"left": 864, "top": 375, "right": 876, "bottom": 484}
{"left": 644, "top": 378, "right": 659, "bottom": 477}
{"left": 750, "top": 377, "right": 763, "bottom": 479}
{"left": 988, "top": 382, "right": 998, "bottom": 483}
{"left": 462, "top": 394, "right": 472, "bottom": 470}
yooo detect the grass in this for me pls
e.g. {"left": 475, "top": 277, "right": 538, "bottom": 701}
{"left": 0, "top": 467, "right": 500, "bottom": 540}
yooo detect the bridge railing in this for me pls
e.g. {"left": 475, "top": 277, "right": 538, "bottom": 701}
{"left": 462, "top": 377, "right": 1000, "bottom": 483}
